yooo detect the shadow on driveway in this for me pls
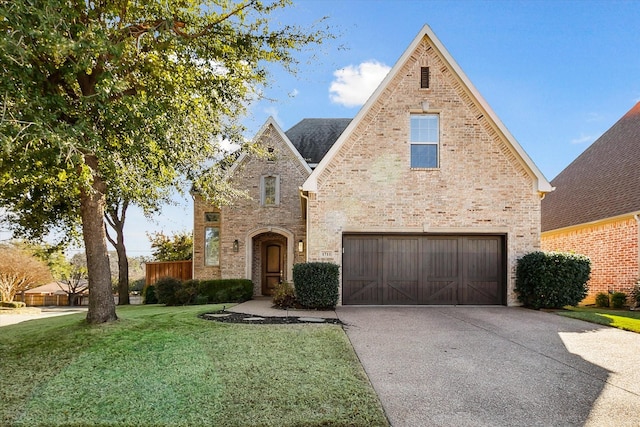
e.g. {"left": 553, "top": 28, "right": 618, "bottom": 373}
{"left": 337, "top": 306, "right": 640, "bottom": 427}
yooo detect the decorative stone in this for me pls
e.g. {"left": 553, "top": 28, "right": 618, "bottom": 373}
{"left": 204, "top": 313, "right": 231, "bottom": 318}
{"left": 243, "top": 317, "right": 265, "bottom": 321}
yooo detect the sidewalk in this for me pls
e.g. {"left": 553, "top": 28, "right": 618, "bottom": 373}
{"left": 0, "top": 307, "right": 88, "bottom": 327}
{"left": 228, "top": 296, "right": 338, "bottom": 319}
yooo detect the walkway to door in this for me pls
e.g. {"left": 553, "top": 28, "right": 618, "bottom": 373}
{"left": 336, "top": 306, "right": 640, "bottom": 427}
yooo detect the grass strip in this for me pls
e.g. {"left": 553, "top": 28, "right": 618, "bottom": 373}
{"left": 0, "top": 304, "right": 387, "bottom": 427}
{"left": 558, "top": 307, "right": 640, "bottom": 333}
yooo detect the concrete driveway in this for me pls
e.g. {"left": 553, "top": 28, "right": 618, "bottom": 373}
{"left": 336, "top": 306, "right": 640, "bottom": 427}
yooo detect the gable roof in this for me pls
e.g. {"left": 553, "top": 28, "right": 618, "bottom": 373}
{"left": 541, "top": 102, "right": 640, "bottom": 232}
{"left": 228, "top": 116, "right": 312, "bottom": 176}
{"left": 301, "top": 24, "right": 553, "bottom": 193}
{"left": 285, "top": 118, "right": 352, "bottom": 165}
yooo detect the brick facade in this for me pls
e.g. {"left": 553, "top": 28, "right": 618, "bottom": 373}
{"left": 304, "top": 35, "right": 544, "bottom": 306}
{"left": 193, "top": 121, "right": 309, "bottom": 295}
{"left": 541, "top": 216, "right": 640, "bottom": 304}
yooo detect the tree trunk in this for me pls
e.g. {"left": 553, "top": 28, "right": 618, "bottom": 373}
{"left": 105, "top": 200, "right": 130, "bottom": 305}
{"left": 80, "top": 157, "right": 117, "bottom": 324}
{"left": 116, "top": 243, "right": 130, "bottom": 305}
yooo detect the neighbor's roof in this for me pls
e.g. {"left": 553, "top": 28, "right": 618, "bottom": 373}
{"left": 542, "top": 102, "right": 640, "bottom": 232}
{"left": 25, "top": 281, "right": 88, "bottom": 295}
{"left": 285, "top": 118, "right": 352, "bottom": 165}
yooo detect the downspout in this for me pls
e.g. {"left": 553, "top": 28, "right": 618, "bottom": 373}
{"left": 299, "top": 188, "right": 310, "bottom": 262}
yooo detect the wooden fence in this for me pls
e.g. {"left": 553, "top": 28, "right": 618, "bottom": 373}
{"left": 145, "top": 260, "right": 193, "bottom": 286}
{"left": 17, "top": 294, "right": 86, "bottom": 307}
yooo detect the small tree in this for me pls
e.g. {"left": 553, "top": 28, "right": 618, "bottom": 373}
{"left": 58, "top": 264, "right": 89, "bottom": 307}
{"left": 149, "top": 231, "right": 193, "bottom": 261}
{"left": 0, "top": 245, "right": 52, "bottom": 302}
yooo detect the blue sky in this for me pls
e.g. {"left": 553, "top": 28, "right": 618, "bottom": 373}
{"left": 5, "top": 0, "right": 640, "bottom": 257}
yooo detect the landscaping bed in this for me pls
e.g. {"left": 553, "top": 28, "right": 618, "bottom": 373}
{"left": 200, "top": 310, "right": 342, "bottom": 324}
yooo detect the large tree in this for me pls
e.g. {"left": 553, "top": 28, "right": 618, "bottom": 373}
{"left": 0, "top": 245, "right": 53, "bottom": 302}
{"left": 0, "top": 1, "right": 330, "bottom": 323}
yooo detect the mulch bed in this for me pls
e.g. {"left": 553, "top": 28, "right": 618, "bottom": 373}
{"left": 199, "top": 310, "right": 342, "bottom": 325}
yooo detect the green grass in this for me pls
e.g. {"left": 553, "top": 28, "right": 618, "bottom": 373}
{"left": 558, "top": 307, "right": 640, "bottom": 333}
{"left": 0, "top": 305, "right": 388, "bottom": 427}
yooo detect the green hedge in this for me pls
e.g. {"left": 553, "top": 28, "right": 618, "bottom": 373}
{"left": 293, "top": 262, "right": 339, "bottom": 309}
{"left": 150, "top": 278, "right": 253, "bottom": 306}
{"left": 515, "top": 251, "right": 590, "bottom": 309}
{"left": 198, "top": 279, "right": 253, "bottom": 304}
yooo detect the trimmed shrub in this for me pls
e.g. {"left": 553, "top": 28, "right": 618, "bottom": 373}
{"left": 293, "top": 262, "right": 339, "bottom": 309}
{"left": 515, "top": 251, "right": 590, "bottom": 309}
{"left": 155, "top": 277, "right": 183, "bottom": 305}
{"left": 1, "top": 301, "right": 26, "bottom": 308}
{"left": 197, "top": 279, "right": 253, "bottom": 304}
{"left": 143, "top": 285, "right": 158, "bottom": 304}
{"left": 611, "top": 292, "right": 627, "bottom": 309}
{"left": 595, "top": 292, "right": 610, "bottom": 308}
{"left": 272, "top": 281, "right": 296, "bottom": 309}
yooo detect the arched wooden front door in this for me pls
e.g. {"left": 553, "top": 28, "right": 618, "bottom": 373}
{"left": 262, "top": 241, "right": 284, "bottom": 295}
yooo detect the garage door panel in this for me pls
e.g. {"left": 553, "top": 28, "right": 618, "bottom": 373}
{"left": 343, "top": 236, "right": 382, "bottom": 305}
{"left": 421, "top": 238, "right": 459, "bottom": 304}
{"left": 462, "top": 280, "right": 501, "bottom": 305}
{"left": 465, "top": 237, "right": 500, "bottom": 280}
{"left": 344, "top": 280, "right": 380, "bottom": 305}
{"left": 419, "top": 280, "right": 458, "bottom": 304}
{"left": 384, "top": 237, "right": 419, "bottom": 304}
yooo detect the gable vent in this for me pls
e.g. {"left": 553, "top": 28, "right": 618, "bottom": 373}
{"left": 420, "top": 67, "right": 430, "bottom": 89}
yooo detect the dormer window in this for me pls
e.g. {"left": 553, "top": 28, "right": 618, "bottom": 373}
{"left": 261, "top": 175, "right": 280, "bottom": 206}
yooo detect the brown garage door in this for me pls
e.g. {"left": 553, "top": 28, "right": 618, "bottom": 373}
{"left": 342, "top": 234, "right": 505, "bottom": 305}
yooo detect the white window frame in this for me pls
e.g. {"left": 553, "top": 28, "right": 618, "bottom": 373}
{"left": 410, "top": 114, "right": 440, "bottom": 169}
{"left": 261, "top": 175, "right": 280, "bottom": 206}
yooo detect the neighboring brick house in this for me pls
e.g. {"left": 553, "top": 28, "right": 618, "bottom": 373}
{"left": 541, "top": 102, "right": 640, "bottom": 304}
{"left": 194, "top": 25, "right": 553, "bottom": 305}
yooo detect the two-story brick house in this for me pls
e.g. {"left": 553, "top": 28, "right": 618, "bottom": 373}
{"left": 193, "top": 25, "right": 553, "bottom": 305}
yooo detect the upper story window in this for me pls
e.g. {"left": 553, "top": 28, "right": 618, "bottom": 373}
{"left": 261, "top": 175, "right": 280, "bottom": 206}
{"left": 410, "top": 114, "right": 439, "bottom": 169}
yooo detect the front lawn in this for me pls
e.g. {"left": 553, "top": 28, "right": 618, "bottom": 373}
{"left": 0, "top": 304, "right": 388, "bottom": 427}
{"left": 558, "top": 307, "right": 640, "bottom": 333}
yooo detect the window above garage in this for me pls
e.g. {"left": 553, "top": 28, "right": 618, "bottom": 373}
{"left": 410, "top": 114, "right": 439, "bottom": 169}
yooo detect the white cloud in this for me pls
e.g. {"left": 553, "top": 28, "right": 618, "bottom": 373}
{"left": 329, "top": 60, "right": 391, "bottom": 108}
{"left": 570, "top": 133, "right": 598, "bottom": 144}
{"left": 263, "top": 106, "right": 282, "bottom": 125}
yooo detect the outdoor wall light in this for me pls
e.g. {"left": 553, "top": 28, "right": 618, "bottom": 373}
{"left": 298, "top": 240, "right": 304, "bottom": 253}
{"left": 233, "top": 239, "right": 239, "bottom": 252}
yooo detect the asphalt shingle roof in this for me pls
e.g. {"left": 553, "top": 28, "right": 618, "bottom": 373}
{"left": 285, "top": 118, "right": 352, "bottom": 165}
{"left": 541, "top": 102, "right": 640, "bottom": 232}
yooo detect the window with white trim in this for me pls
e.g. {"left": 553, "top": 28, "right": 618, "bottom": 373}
{"left": 261, "top": 175, "right": 280, "bottom": 206}
{"left": 410, "top": 114, "right": 439, "bottom": 168}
